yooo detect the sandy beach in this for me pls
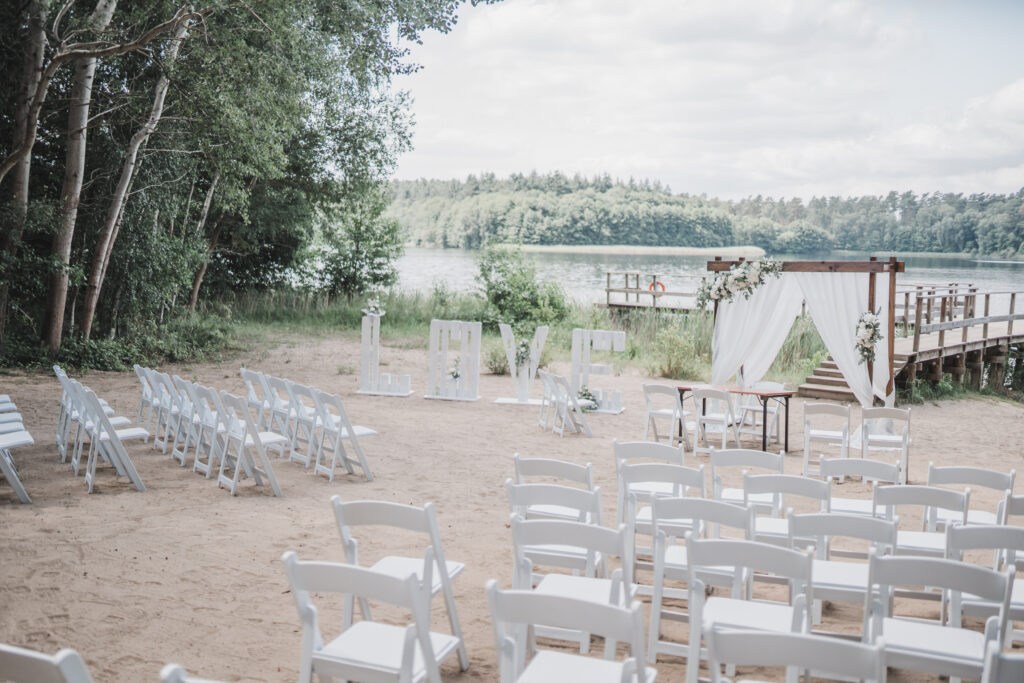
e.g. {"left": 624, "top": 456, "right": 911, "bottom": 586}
{"left": 1, "top": 331, "right": 1022, "bottom": 681}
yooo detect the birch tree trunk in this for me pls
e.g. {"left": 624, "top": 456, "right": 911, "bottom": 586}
{"left": 79, "top": 20, "right": 190, "bottom": 339}
{"left": 43, "top": 0, "right": 118, "bottom": 354}
{"left": 187, "top": 173, "right": 219, "bottom": 311}
{"left": 0, "top": 0, "right": 50, "bottom": 347}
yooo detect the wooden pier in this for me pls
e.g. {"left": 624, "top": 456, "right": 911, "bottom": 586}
{"left": 602, "top": 271, "right": 701, "bottom": 312}
{"left": 800, "top": 286, "right": 1024, "bottom": 401}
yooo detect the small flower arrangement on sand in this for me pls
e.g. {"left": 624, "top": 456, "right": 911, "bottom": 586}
{"left": 695, "top": 258, "right": 782, "bottom": 309}
{"left": 362, "top": 296, "right": 384, "bottom": 316}
{"left": 855, "top": 310, "right": 882, "bottom": 364}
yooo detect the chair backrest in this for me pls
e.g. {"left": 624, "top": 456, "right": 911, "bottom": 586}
{"left": 743, "top": 473, "right": 830, "bottom": 514}
{"left": 928, "top": 463, "right": 1015, "bottom": 494}
{"left": 151, "top": 370, "right": 180, "bottom": 408}
{"left": 264, "top": 375, "right": 292, "bottom": 410}
{"left": 189, "top": 384, "right": 221, "bottom": 428}
{"left": 788, "top": 512, "right": 898, "bottom": 559}
{"left": 821, "top": 456, "right": 900, "bottom": 484}
{"left": 239, "top": 367, "right": 266, "bottom": 406}
{"left": 281, "top": 551, "right": 440, "bottom": 682}
{"left": 687, "top": 537, "right": 813, "bottom": 604}
{"left": 946, "top": 524, "right": 1024, "bottom": 571}
{"left": 171, "top": 376, "right": 195, "bottom": 415}
{"left": 693, "top": 387, "right": 736, "bottom": 419}
{"left": 862, "top": 406, "right": 910, "bottom": 440}
{"left": 621, "top": 462, "right": 706, "bottom": 499}
{"left": 513, "top": 454, "right": 594, "bottom": 489}
{"left": 982, "top": 641, "right": 1024, "bottom": 683}
{"left": 283, "top": 382, "right": 318, "bottom": 422}
{"left": 485, "top": 580, "right": 648, "bottom": 683}
{"left": 311, "top": 388, "right": 356, "bottom": 438}
{"left": 218, "top": 392, "right": 255, "bottom": 441}
{"left": 651, "top": 496, "right": 754, "bottom": 540}
{"left": 1001, "top": 492, "right": 1024, "bottom": 524}
{"left": 642, "top": 383, "right": 683, "bottom": 413}
{"left": 133, "top": 364, "right": 153, "bottom": 398}
{"left": 803, "top": 401, "right": 850, "bottom": 421}
{"left": 706, "top": 627, "right": 885, "bottom": 683}
{"left": 159, "top": 663, "right": 226, "bottom": 683}
{"left": 505, "top": 480, "right": 603, "bottom": 525}
{"left": 0, "top": 643, "right": 95, "bottom": 683}
{"left": 612, "top": 439, "right": 685, "bottom": 471}
{"left": 710, "top": 448, "right": 784, "bottom": 498}
{"left": 873, "top": 484, "right": 969, "bottom": 529}
{"left": 510, "top": 517, "right": 633, "bottom": 587}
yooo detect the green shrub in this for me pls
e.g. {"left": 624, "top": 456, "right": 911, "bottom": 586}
{"left": 478, "top": 245, "right": 568, "bottom": 331}
{"left": 484, "top": 339, "right": 510, "bottom": 375}
{"left": 646, "top": 320, "right": 702, "bottom": 380}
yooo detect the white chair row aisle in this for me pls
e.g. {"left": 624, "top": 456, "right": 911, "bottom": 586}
{"left": 239, "top": 367, "right": 376, "bottom": 482}
{"left": 0, "top": 398, "right": 34, "bottom": 503}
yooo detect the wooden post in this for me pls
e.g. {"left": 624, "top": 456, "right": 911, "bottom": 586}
{"left": 606, "top": 272, "right": 611, "bottom": 307}
{"left": 913, "top": 295, "right": 923, "bottom": 352}
{"left": 1010, "top": 293, "right": 1017, "bottom": 336}
{"left": 938, "top": 294, "right": 947, "bottom": 349}
{"left": 867, "top": 257, "right": 876, "bottom": 387}
{"left": 902, "top": 290, "right": 910, "bottom": 337}
{"left": 983, "top": 293, "right": 990, "bottom": 340}
{"left": 887, "top": 257, "right": 897, "bottom": 395}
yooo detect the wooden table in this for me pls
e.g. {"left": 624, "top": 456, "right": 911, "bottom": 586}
{"left": 678, "top": 384, "right": 797, "bottom": 453}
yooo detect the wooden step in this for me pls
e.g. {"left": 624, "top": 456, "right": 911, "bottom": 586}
{"left": 815, "top": 368, "right": 844, "bottom": 378}
{"left": 804, "top": 375, "right": 850, "bottom": 388}
{"left": 797, "top": 383, "right": 857, "bottom": 402}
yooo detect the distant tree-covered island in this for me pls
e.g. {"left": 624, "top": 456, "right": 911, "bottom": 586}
{"left": 388, "top": 172, "right": 1024, "bottom": 258}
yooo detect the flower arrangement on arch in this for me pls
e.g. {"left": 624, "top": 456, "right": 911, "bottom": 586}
{"left": 695, "top": 258, "right": 783, "bottom": 309}
{"left": 855, "top": 310, "right": 883, "bottom": 364}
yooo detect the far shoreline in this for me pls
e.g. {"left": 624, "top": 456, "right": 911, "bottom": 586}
{"left": 511, "top": 244, "right": 766, "bottom": 258}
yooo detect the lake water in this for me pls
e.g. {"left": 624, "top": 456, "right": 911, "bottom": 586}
{"left": 395, "top": 248, "right": 1024, "bottom": 308}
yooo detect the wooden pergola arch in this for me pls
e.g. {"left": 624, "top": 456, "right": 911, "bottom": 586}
{"left": 708, "top": 256, "right": 906, "bottom": 395}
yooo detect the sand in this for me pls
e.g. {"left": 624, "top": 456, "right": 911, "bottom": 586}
{"left": 1, "top": 331, "right": 1022, "bottom": 681}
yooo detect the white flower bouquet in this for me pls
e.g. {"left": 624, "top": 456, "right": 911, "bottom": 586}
{"left": 362, "top": 296, "right": 384, "bottom": 316}
{"left": 695, "top": 258, "right": 782, "bottom": 309}
{"left": 855, "top": 310, "right": 882, "bottom": 364}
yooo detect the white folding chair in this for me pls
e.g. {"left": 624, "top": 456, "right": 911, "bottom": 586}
{"left": 190, "top": 384, "right": 227, "bottom": 478}
{"left": 642, "top": 383, "right": 693, "bottom": 451}
{"left": 331, "top": 496, "right": 468, "bottom": 671}
{"left": 311, "top": 387, "right": 375, "bottom": 482}
{"left": 485, "top": 580, "right": 653, "bottom": 683}
{"left": 736, "top": 381, "right": 784, "bottom": 447}
{"left": 76, "top": 385, "right": 147, "bottom": 494}
{"left": 133, "top": 364, "right": 156, "bottom": 438}
{"left": 536, "top": 370, "right": 556, "bottom": 431}
{"left": 613, "top": 440, "right": 686, "bottom": 526}
{"left": 169, "top": 376, "right": 198, "bottom": 467}
{"left": 507, "top": 480, "right": 603, "bottom": 527}
{"left": 281, "top": 381, "right": 319, "bottom": 467}
{"left": 692, "top": 387, "right": 740, "bottom": 453}
{"left": 239, "top": 367, "right": 271, "bottom": 429}
{"left": 0, "top": 416, "right": 25, "bottom": 434}
{"left": 822, "top": 456, "right": 900, "bottom": 517}
{"left": 685, "top": 537, "right": 813, "bottom": 683}
{"left": 788, "top": 512, "right": 898, "bottom": 626}
{"left": 709, "top": 448, "right": 784, "bottom": 509}
{"left": 0, "top": 429, "right": 34, "bottom": 504}
{"left": 513, "top": 454, "right": 594, "bottom": 520}
{"left": 264, "top": 374, "right": 296, "bottom": 450}
{"left": 982, "top": 641, "right": 1024, "bottom": 683}
{"left": 216, "top": 391, "right": 283, "bottom": 496}
{"left": 549, "top": 373, "right": 593, "bottom": 437}
{"left": 647, "top": 497, "right": 756, "bottom": 664}
{"left": 864, "top": 552, "right": 1013, "bottom": 682}
{"left": 802, "top": 401, "right": 850, "bottom": 477}
{"left": 282, "top": 550, "right": 459, "bottom": 683}
{"left": 742, "top": 473, "right": 831, "bottom": 546}
{"left": 861, "top": 407, "right": 912, "bottom": 484}
{"left": 511, "top": 517, "right": 634, "bottom": 654}
{"left": 0, "top": 642, "right": 95, "bottom": 682}
{"left": 148, "top": 370, "right": 184, "bottom": 455}
{"left": 946, "top": 524, "right": 1024, "bottom": 646}
{"left": 159, "top": 664, "right": 225, "bottom": 683}
{"left": 53, "top": 367, "right": 127, "bottom": 463}
{"left": 621, "top": 462, "right": 705, "bottom": 578}
{"left": 706, "top": 627, "right": 886, "bottom": 683}
{"left": 874, "top": 484, "right": 969, "bottom": 557}
{"left": 928, "top": 463, "right": 1015, "bottom": 527}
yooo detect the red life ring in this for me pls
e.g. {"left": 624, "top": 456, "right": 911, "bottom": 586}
{"left": 649, "top": 280, "right": 666, "bottom": 294}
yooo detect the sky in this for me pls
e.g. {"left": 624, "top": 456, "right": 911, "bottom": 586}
{"left": 392, "top": 0, "right": 1024, "bottom": 200}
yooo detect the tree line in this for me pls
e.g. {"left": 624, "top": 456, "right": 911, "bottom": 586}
{"left": 1, "top": 0, "right": 487, "bottom": 363}
{"left": 388, "top": 172, "right": 1024, "bottom": 257}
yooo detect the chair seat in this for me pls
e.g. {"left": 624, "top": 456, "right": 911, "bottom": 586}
{"left": 0, "top": 412, "right": 22, "bottom": 424}
{"left": 535, "top": 574, "right": 625, "bottom": 604}
{"left": 0, "top": 402, "right": 17, "bottom": 413}
{"left": 251, "top": 431, "right": 289, "bottom": 447}
{"left": 754, "top": 517, "right": 790, "bottom": 537}
{"left": 830, "top": 497, "right": 875, "bottom": 516}
{"left": 702, "top": 596, "right": 796, "bottom": 633}
{"left": 881, "top": 617, "right": 986, "bottom": 672}
{"left": 316, "top": 621, "right": 459, "bottom": 682}
{"left": 896, "top": 530, "right": 945, "bottom": 554}
{"left": 812, "top": 560, "right": 869, "bottom": 593}
{"left": 0, "top": 421, "right": 24, "bottom": 435}
{"left": 807, "top": 429, "right": 845, "bottom": 443}
{"left": 370, "top": 556, "right": 465, "bottom": 596}
{"left": 936, "top": 508, "right": 998, "bottom": 526}
{"left": 520, "top": 650, "right": 655, "bottom": 683}
{"left": 98, "top": 427, "right": 149, "bottom": 442}
{"left": 664, "top": 546, "right": 735, "bottom": 586}
{"left": 962, "top": 578, "right": 1024, "bottom": 618}
{"left": 0, "top": 431, "right": 34, "bottom": 450}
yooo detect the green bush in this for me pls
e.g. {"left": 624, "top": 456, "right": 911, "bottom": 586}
{"left": 484, "top": 339, "right": 510, "bottom": 375}
{"left": 478, "top": 245, "right": 568, "bottom": 331}
{"left": 646, "top": 319, "right": 703, "bottom": 380}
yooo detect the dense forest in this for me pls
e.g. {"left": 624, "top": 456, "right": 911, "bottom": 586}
{"left": 0, "top": 0, "right": 489, "bottom": 364}
{"left": 388, "top": 173, "right": 1024, "bottom": 257}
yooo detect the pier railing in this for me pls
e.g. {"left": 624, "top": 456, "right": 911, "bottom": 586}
{"left": 912, "top": 288, "right": 1023, "bottom": 352}
{"left": 604, "top": 272, "right": 701, "bottom": 310}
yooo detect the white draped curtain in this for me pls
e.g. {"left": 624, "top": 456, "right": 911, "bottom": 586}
{"left": 711, "top": 271, "right": 895, "bottom": 407}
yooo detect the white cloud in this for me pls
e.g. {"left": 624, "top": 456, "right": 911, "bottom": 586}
{"left": 395, "top": 0, "right": 1024, "bottom": 198}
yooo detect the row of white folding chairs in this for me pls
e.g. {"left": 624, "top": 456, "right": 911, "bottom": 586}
{"left": 238, "top": 367, "right": 376, "bottom": 481}
{"left": 133, "top": 367, "right": 283, "bottom": 497}
{"left": 0, "top": 395, "right": 35, "bottom": 503}
{"left": 804, "top": 401, "right": 913, "bottom": 481}
{"left": 53, "top": 366, "right": 147, "bottom": 493}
